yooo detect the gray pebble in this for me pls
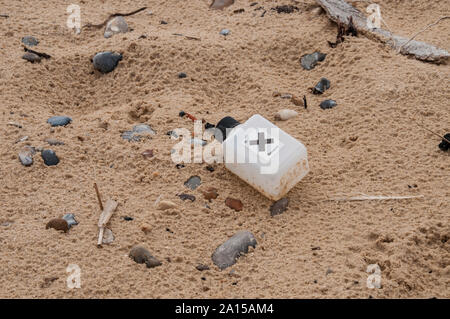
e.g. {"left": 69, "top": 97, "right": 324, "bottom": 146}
{"left": 320, "top": 99, "right": 337, "bottom": 110}
{"left": 220, "top": 29, "right": 230, "bottom": 36}
{"left": 93, "top": 51, "right": 123, "bottom": 73}
{"left": 18, "top": 146, "right": 35, "bottom": 167}
{"left": 270, "top": 198, "right": 289, "bottom": 216}
{"left": 62, "top": 213, "right": 78, "bottom": 228}
{"left": 129, "top": 245, "right": 162, "bottom": 268}
{"left": 121, "top": 124, "right": 155, "bottom": 142}
{"left": 47, "top": 116, "right": 72, "bottom": 127}
{"left": 22, "top": 52, "right": 41, "bottom": 63}
{"left": 184, "top": 175, "right": 201, "bottom": 190}
{"left": 41, "top": 149, "right": 59, "bottom": 166}
{"left": 178, "top": 72, "right": 187, "bottom": 78}
{"left": 212, "top": 231, "right": 257, "bottom": 270}
{"left": 300, "top": 52, "right": 326, "bottom": 70}
{"left": 312, "top": 78, "right": 331, "bottom": 94}
{"left": 104, "top": 16, "right": 128, "bottom": 38}
{"left": 22, "top": 36, "right": 39, "bottom": 47}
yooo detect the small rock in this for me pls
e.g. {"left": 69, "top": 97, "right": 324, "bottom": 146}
{"left": 438, "top": 133, "right": 450, "bottom": 151}
{"left": 93, "top": 51, "right": 123, "bottom": 74}
{"left": 104, "top": 16, "right": 128, "bottom": 38}
{"left": 178, "top": 193, "right": 196, "bottom": 202}
{"left": 178, "top": 72, "right": 187, "bottom": 78}
{"left": 220, "top": 29, "right": 230, "bottom": 36}
{"left": 196, "top": 264, "right": 210, "bottom": 271}
{"left": 140, "top": 223, "right": 151, "bottom": 234}
{"left": 46, "top": 218, "right": 69, "bottom": 232}
{"left": 202, "top": 188, "right": 219, "bottom": 201}
{"left": 121, "top": 124, "right": 155, "bottom": 142}
{"left": 18, "top": 146, "right": 35, "bottom": 167}
{"left": 22, "top": 36, "right": 39, "bottom": 46}
{"left": 184, "top": 176, "right": 201, "bottom": 190}
{"left": 47, "top": 116, "right": 72, "bottom": 127}
{"left": 156, "top": 200, "right": 177, "bottom": 210}
{"left": 122, "top": 216, "right": 134, "bottom": 221}
{"left": 41, "top": 149, "right": 59, "bottom": 166}
{"left": 274, "top": 109, "right": 298, "bottom": 121}
{"left": 212, "top": 230, "right": 257, "bottom": 270}
{"left": 271, "top": 5, "right": 299, "bottom": 14}
{"left": 206, "top": 165, "right": 215, "bottom": 172}
{"left": 300, "top": 52, "right": 326, "bottom": 70}
{"left": 176, "top": 164, "right": 185, "bottom": 169}
{"left": 312, "top": 78, "right": 331, "bottom": 94}
{"left": 210, "top": 0, "right": 235, "bottom": 10}
{"left": 102, "top": 228, "right": 114, "bottom": 244}
{"left": 320, "top": 99, "right": 337, "bottom": 110}
{"left": 225, "top": 198, "right": 243, "bottom": 211}
{"left": 129, "top": 245, "right": 162, "bottom": 268}
{"left": 22, "top": 52, "right": 41, "bottom": 63}
{"left": 62, "top": 213, "right": 78, "bottom": 228}
{"left": 45, "top": 138, "right": 65, "bottom": 146}
{"left": 270, "top": 198, "right": 289, "bottom": 216}
{"left": 142, "top": 149, "right": 154, "bottom": 158}
{"left": 160, "top": 20, "right": 168, "bottom": 25}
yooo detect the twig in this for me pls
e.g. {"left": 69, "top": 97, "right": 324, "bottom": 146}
{"left": 326, "top": 194, "right": 424, "bottom": 201}
{"left": 172, "top": 33, "right": 201, "bottom": 41}
{"left": 83, "top": 6, "right": 147, "bottom": 29}
{"left": 397, "top": 16, "right": 450, "bottom": 53}
{"left": 94, "top": 182, "right": 104, "bottom": 211}
{"left": 23, "top": 46, "right": 51, "bottom": 59}
{"left": 0, "top": 14, "right": 9, "bottom": 18}
{"left": 412, "top": 118, "right": 450, "bottom": 144}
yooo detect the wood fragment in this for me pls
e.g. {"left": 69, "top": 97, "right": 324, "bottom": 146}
{"left": 94, "top": 183, "right": 104, "bottom": 211}
{"left": 0, "top": 14, "right": 9, "bottom": 18}
{"left": 23, "top": 46, "right": 51, "bottom": 59}
{"left": 316, "top": 0, "right": 449, "bottom": 63}
{"left": 172, "top": 33, "right": 201, "bottom": 41}
{"left": 82, "top": 7, "right": 147, "bottom": 29}
{"left": 97, "top": 199, "right": 118, "bottom": 247}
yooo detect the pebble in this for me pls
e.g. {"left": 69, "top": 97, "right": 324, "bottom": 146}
{"left": 274, "top": 109, "right": 298, "bottom": 121}
{"left": 178, "top": 193, "right": 196, "bottom": 202}
{"left": 45, "top": 138, "right": 65, "bottom": 146}
{"left": 210, "top": 0, "right": 235, "bottom": 10}
{"left": 206, "top": 165, "right": 215, "bottom": 172}
{"left": 312, "top": 78, "right": 331, "bottom": 94}
{"left": 102, "top": 228, "right": 115, "bottom": 244}
{"left": 122, "top": 216, "right": 134, "bottom": 221}
{"left": 129, "top": 245, "right": 162, "bottom": 268}
{"left": 178, "top": 72, "right": 187, "bottom": 78}
{"left": 140, "top": 223, "right": 151, "bottom": 234}
{"left": 300, "top": 52, "right": 326, "bottom": 70}
{"left": 41, "top": 149, "right": 59, "bottom": 166}
{"left": 142, "top": 149, "right": 154, "bottom": 158}
{"left": 46, "top": 218, "right": 69, "bottom": 232}
{"left": 196, "top": 264, "right": 210, "bottom": 271}
{"left": 220, "top": 29, "right": 230, "bottom": 36}
{"left": 121, "top": 124, "right": 155, "bottom": 142}
{"left": 104, "top": 16, "right": 128, "bottom": 38}
{"left": 62, "top": 213, "right": 78, "bottom": 228}
{"left": 225, "top": 198, "right": 243, "bottom": 211}
{"left": 18, "top": 146, "right": 35, "bottom": 166}
{"left": 156, "top": 200, "right": 177, "bottom": 210}
{"left": 184, "top": 176, "right": 201, "bottom": 190}
{"left": 202, "top": 188, "right": 219, "bottom": 201}
{"left": 22, "top": 52, "right": 41, "bottom": 63}
{"left": 212, "top": 230, "right": 257, "bottom": 270}
{"left": 22, "top": 36, "right": 39, "bottom": 47}
{"left": 47, "top": 116, "right": 72, "bottom": 127}
{"left": 320, "top": 99, "right": 337, "bottom": 110}
{"left": 270, "top": 198, "right": 289, "bottom": 216}
{"left": 92, "top": 51, "right": 123, "bottom": 73}
{"left": 438, "top": 133, "right": 450, "bottom": 151}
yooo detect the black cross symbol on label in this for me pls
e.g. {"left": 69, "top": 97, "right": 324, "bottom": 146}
{"left": 249, "top": 132, "right": 274, "bottom": 152}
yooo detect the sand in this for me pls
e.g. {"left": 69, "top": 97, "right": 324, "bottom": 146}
{"left": 0, "top": 0, "right": 449, "bottom": 298}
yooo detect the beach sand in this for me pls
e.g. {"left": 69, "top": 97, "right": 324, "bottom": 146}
{"left": 0, "top": 0, "right": 449, "bottom": 298}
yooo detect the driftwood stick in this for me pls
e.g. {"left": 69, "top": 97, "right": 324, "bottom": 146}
{"left": 97, "top": 199, "right": 118, "bottom": 246}
{"left": 0, "top": 14, "right": 9, "bottom": 18}
{"left": 93, "top": 182, "right": 104, "bottom": 211}
{"left": 315, "top": 0, "right": 450, "bottom": 63}
{"left": 83, "top": 6, "right": 147, "bottom": 29}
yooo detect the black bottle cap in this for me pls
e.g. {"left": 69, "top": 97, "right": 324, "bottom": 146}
{"left": 215, "top": 116, "right": 240, "bottom": 142}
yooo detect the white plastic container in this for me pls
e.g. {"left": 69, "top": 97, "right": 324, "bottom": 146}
{"left": 218, "top": 114, "right": 309, "bottom": 200}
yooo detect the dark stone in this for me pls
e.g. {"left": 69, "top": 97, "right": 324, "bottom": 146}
{"left": 22, "top": 52, "right": 41, "bottom": 63}
{"left": 271, "top": 5, "right": 299, "bottom": 13}
{"left": 184, "top": 176, "right": 201, "bottom": 190}
{"left": 178, "top": 72, "right": 187, "bottom": 78}
{"left": 178, "top": 193, "right": 196, "bottom": 202}
{"left": 270, "top": 198, "right": 289, "bottom": 216}
{"left": 92, "top": 51, "right": 123, "bottom": 73}
{"left": 212, "top": 231, "right": 257, "bottom": 270}
{"left": 206, "top": 165, "right": 215, "bottom": 172}
{"left": 196, "top": 264, "right": 210, "bottom": 271}
{"left": 438, "top": 133, "right": 450, "bottom": 151}
{"left": 122, "top": 216, "right": 134, "bottom": 221}
{"left": 176, "top": 164, "right": 185, "bottom": 169}
{"left": 179, "top": 111, "right": 186, "bottom": 117}
{"left": 320, "top": 99, "right": 337, "bottom": 110}
{"left": 312, "top": 78, "right": 331, "bottom": 94}
{"left": 129, "top": 245, "right": 162, "bottom": 268}
{"left": 22, "top": 36, "right": 39, "bottom": 47}
{"left": 47, "top": 116, "right": 72, "bottom": 127}
{"left": 300, "top": 52, "right": 326, "bottom": 70}
{"left": 160, "top": 20, "right": 168, "bottom": 24}
{"left": 46, "top": 218, "right": 69, "bottom": 232}
{"left": 41, "top": 149, "right": 59, "bottom": 166}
